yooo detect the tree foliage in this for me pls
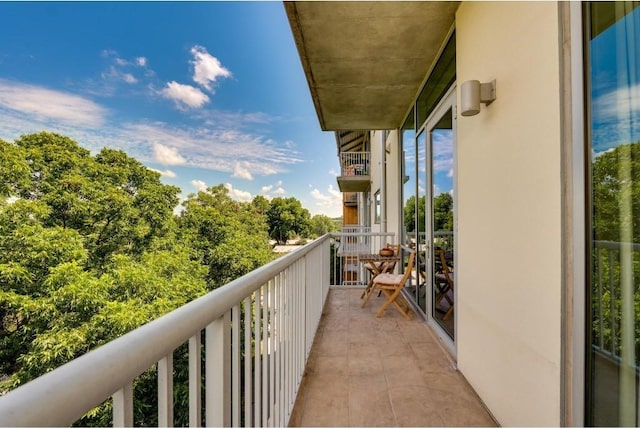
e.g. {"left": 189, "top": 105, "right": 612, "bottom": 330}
{"left": 309, "top": 214, "right": 339, "bottom": 238}
{"left": 403, "top": 192, "right": 453, "bottom": 234}
{"left": 0, "top": 133, "right": 208, "bottom": 422}
{"left": 0, "top": 132, "right": 320, "bottom": 424}
{"left": 178, "top": 185, "right": 274, "bottom": 288}
{"left": 266, "top": 197, "right": 311, "bottom": 244}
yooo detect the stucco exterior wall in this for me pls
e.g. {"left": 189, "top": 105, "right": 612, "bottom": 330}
{"left": 370, "top": 130, "right": 383, "bottom": 232}
{"left": 455, "top": 2, "right": 562, "bottom": 426}
{"left": 385, "top": 130, "right": 401, "bottom": 241}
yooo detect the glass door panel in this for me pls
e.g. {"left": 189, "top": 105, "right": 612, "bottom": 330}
{"left": 587, "top": 3, "right": 640, "bottom": 425}
{"left": 416, "top": 131, "right": 427, "bottom": 313}
{"left": 428, "top": 108, "right": 454, "bottom": 339}
{"left": 401, "top": 110, "right": 419, "bottom": 305}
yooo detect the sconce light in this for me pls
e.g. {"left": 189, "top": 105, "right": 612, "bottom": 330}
{"left": 460, "top": 79, "right": 496, "bottom": 116}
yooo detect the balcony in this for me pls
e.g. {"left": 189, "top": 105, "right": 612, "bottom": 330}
{"left": 0, "top": 233, "right": 493, "bottom": 427}
{"left": 337, "top": 152, "right": 370, "bottom": 192}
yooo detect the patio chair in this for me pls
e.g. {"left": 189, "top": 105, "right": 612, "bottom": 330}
{"left": 434, "top": 247, "right": 454, "bottom": 321}
{"left": 364, "top": 249, "right": 416, "bottom": 320}
{"left": 361, "top": 243, "right": 400, "bottom": 299}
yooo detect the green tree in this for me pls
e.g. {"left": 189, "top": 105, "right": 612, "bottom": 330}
{"left": 309, "top": 214, "right": 338, "bottom": 238}
{"left": 178, "top": 185, "right": 274, "bottom": 288}
{"left": 0, "top": 139, "right": 30, "bottom": 197}
{"left": 267, "top": 197, "right": 311, "bottom": 244}
{"left": 403, "top": 195, "right": 426, "bottom": 234}
{"left": 433, "top": 192, "right": 453, "bottom": 231}
{"left": 11, "top": 132, "right": 181, "bottom": 267}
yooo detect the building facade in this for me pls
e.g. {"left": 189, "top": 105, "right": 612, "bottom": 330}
{"left": 287, "top": 2, "right": 640, "bottom": 426}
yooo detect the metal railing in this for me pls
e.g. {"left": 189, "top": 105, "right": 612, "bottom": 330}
{"left": 0, "top": 236, "right": 331, "bottom": 427}
{"left": 339, "top": 152, "right": 370, "bottom": 176}
{"left": 592, "top": 240, "right": 640, "bottom": 367}
{"left": 330, "top": 231, "right": 396, "bottom": 286}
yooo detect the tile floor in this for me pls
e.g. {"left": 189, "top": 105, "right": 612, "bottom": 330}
{"left": 288, "top": 288, "right": 497, "bottom": 427}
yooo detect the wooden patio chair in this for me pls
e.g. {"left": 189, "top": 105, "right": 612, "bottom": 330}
{"left": 364, "top": 249, "right": 416, "bottom": 320}
{"left": 361, "top": 243, "right": 400, "bottom": 299}
{"left": 434, "top": 247, "right": 454, "bottom": 321}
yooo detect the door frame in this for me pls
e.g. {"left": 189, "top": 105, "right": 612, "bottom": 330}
{"left": 417, "top": 84, "right": 457, "bottom": 356}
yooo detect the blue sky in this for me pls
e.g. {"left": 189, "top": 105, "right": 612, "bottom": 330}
{"left": 590, "top": 5, "right": 640, "bottom": 155}
{"left": 0, "top": 2, "right": 343, "bottom": 217}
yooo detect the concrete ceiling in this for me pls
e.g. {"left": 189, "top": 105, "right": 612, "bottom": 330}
{"left": 285, "top": 1, "right": 459, "bottom": 131}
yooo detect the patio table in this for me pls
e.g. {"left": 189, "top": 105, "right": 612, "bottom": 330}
{"left": 358, "top": 253, "right": 401, "bottom": 302}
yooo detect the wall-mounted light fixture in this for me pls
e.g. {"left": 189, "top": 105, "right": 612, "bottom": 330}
{"left": 460, "top": 79, "right": 496, "bottom": 116}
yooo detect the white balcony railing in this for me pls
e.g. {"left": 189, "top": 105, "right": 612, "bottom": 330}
{"left": 339, "top": 152, "right": 370, "bottom": 176}
{"left": 0, "top": 236, "right": 331, "bottom": 427}
{"left": 592, "top": 240, "right": 640, "bottom": 368}
{"left": 332, "top": 229, "right": 396, "bottom": 286}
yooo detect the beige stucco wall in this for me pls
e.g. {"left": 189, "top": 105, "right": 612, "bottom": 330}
{"left": 455, "top": 2, "right": 562, "bottom": 426}
{"left": 385, "top": 130, "right": 401, "bottom": 241}
{"left": 370, "top": 131, "right": 383, "bottom": 232}
{"left": 369, "top": 130, "right": 401, "bottom": 240}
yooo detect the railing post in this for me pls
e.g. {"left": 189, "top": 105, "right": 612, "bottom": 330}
{"left": 243, "top": 296, "right": 253, "bottom": 427}
{"left": 189, "top": 334, "right": 202, "bottom": 427}
{"left": 158, "top": 354, "right": 174, "bottom": 427}
{"left": 231, "top": 304, "right": 241, "bottom": 427}
{"left": 254, "top": 287, "right": 262, "bottom": 426}
{"left": 112, "top": 383, "right": 133, "bottom": 427}
{"left": 206, "top": 312, "right": 231, "bottom": 427}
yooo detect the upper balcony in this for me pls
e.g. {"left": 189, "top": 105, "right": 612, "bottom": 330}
{"left": 338, "top": 152, "right": 371, "bottom": 192}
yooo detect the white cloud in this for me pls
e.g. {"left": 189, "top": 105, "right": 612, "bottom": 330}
{"left": 153, "top": 143, "right": 186, "bottom": 165}
{"left": 135, "top": 57, "right": 147, "bottom": 67}
{"left": 261, "top": 185, "right": 273, "bottom": 193}
{"left": 190, "top": 45, "right": 231, "bottom": 91}
{"left": 149, "top": 168, "right": 177, "bottom": 178}
{"left": 122, "top": 73, "right": 137, "bottom": 84}
{"left": 120, "top": 122, "right": 301, "bottom": 176}
{"left": 160, "top": 81, "right": 210, "bottom": 109}
{"left": 592, "top": 83, "right": 640, "bottom": 153}
{"left": 0, "top": 79, "right": 106, "bottom": 127}
{"left": 594, "top": 83, "right": 640, "bottom": 120}
{"left": 224, "top": 183, "right": 252, "bottom": 202}
{"left": 274, "top": 187, "right": 286, "bottom": 195}
{"left": 232, "top": 162, "right": 253, "bottom": 181}
{"left": 191, "top": 179, "right": 208, "bottom": 192}
{"left": 329, "top": 169, "right": 338, "bottom": 177}
{"left": 102, "top": 66, "right": 139, "bottom": 85}
{"left": 310, "top": 184, "right": 342, "bottom": 217}
{"left": 0, "top": 80, "right": 301, "bottom": 181}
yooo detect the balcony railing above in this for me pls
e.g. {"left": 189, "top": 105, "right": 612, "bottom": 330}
{"left": 337, "top": 152, "right": 370, "bottom": 192}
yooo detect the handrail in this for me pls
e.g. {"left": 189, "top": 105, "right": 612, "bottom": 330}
{"left": 0, "top": 235, "right": 331, "bottom": 427}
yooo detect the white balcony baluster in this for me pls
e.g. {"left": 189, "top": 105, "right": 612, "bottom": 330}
{"left": 112, "top": 383, "right": 133, "bottom": 428}
{"left": 189, "top": 334, "right": 202, "bottom": 427}
{"left": 158, "top": 354, "right": 174, "bottom": 427}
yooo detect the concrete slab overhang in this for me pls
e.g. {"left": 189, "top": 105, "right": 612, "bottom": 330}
{"left": 285, "top": 1, "right": 459, "bottom": 131}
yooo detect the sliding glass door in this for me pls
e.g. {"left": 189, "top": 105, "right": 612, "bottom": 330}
{"left": 423, "top": 94, "right": 455, "bottom": 340}
{"left": 586, "top": 2, "right": 640, "bottom": 425}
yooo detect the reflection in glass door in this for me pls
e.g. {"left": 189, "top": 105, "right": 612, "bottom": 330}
{"left": 401, "top": 109, "right": 419, "bottom": 308}
{"left": 586, "top": 3, "right": 640, "bottom": 425}
{"left": 424, "top": 92, "right": 456, "bottom": 341}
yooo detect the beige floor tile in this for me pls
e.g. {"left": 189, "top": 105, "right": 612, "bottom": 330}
{"left": 388, "top": 385, "right": 447, "bottom": 427}
{"left": 289, "top": 289, "right": 493, "bottom": 428}
{"left": 349, "top": 375, "right": 396, "bottom": 426}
